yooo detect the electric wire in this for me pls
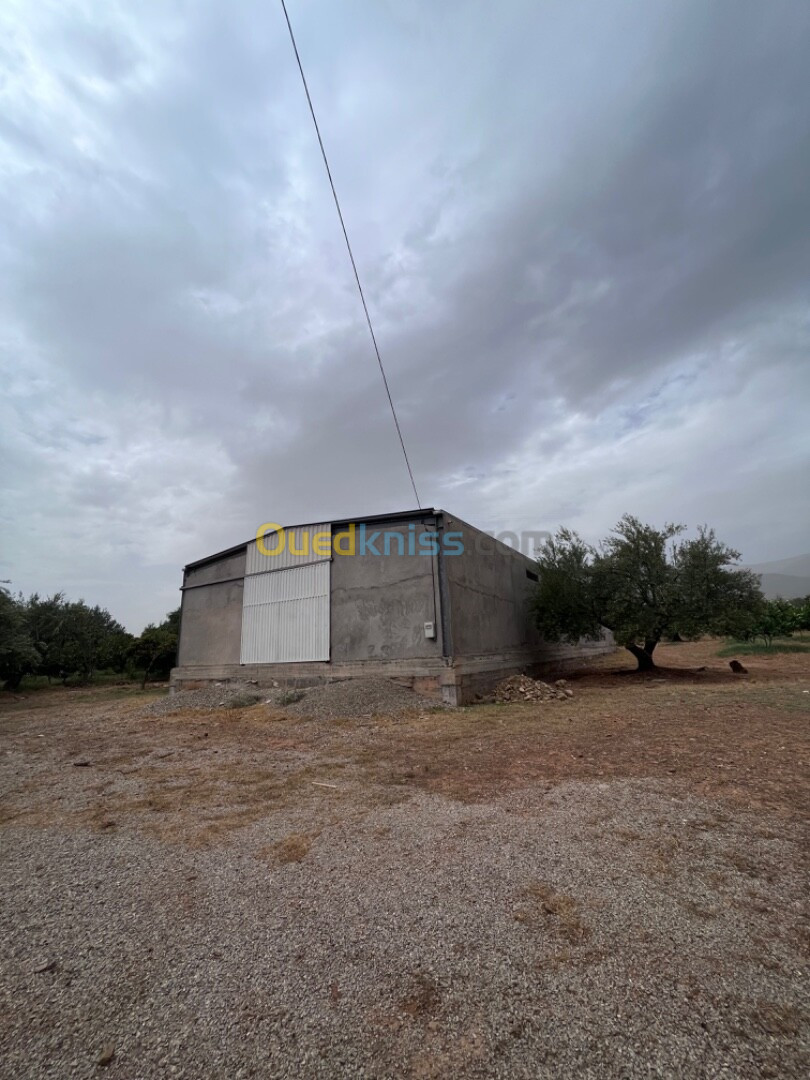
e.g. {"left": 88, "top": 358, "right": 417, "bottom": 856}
{"left": 279, "top": 0, "right": 421, "bottom": 508}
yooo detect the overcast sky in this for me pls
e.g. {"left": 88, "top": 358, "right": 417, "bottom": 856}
{"left": 2, "top": 0, "right": 809, "bottom": 632}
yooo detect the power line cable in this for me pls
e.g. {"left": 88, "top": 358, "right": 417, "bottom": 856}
{"left": 279, "top": 0, "right": 421, "bottom": 508}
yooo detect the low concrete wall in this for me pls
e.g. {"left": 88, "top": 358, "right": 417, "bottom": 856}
{"left": 171, "top": 656, "right": 450, "bottom": 701}
{"left": 170, "top": 636, "right": 613, "bottom": 706}
{"left": 439, "top": 637, "right": 614, "bottom": 704}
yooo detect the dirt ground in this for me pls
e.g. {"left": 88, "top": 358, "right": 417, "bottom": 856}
{"left": 1, "top": 640, "right": 808, "bottom": 1078}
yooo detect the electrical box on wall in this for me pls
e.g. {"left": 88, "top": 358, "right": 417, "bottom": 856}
{"left": 423, "top": 621, "right": 436, "bottom": 640}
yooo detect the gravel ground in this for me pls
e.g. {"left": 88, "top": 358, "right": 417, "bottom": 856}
{"left": 283, "top": 677, "right": 444, "bottom": 720}
{"left": 143, "top": 678, "right": 442, "bottom": 721}
{"left": 1, "top": 781, "right": 806, "bottom": 1079}
{"left": 1, "top": 646, "right": 808, "bottom": 1079}
{"left": 143, "top": 683, "right": 264, "bottom": 717}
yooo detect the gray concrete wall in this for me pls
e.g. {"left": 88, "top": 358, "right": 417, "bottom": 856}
{"left": 330, "top": 522, "right": 443, "bottom": 661}
{"left": 177, "top": 548, "right": 246, "bottom": 667}
{"left": 440, "top": 513, "right": 541, "bottom": 656}
{"left": 183, "top": 549, "right": 246, "bottom": 588}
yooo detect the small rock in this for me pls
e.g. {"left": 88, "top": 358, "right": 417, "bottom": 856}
{"left": 72, "top": 760, "right": 91, "bottom": 767}
{"left": 33, "top": 959, "right": 58, "bottom": 974}
{"left": 96, "top": 1043, "right": 115, "bottom": 1067}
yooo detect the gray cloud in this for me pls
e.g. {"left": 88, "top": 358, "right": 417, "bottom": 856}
{"left": 1, "top": 0, "right": 808, "bottom": 630}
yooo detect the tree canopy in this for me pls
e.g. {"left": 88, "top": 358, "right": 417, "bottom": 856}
{"left": 532, "top": 516, "right": 764, "bottom": 670}
{"left": 0, "top": 588, "right": 40, "bottom": 691}
{"left": 0, "top": 590, "right": 179, "bottom": 690}
{"left": 127, "top": 611, "right": 179, "bottom": 689}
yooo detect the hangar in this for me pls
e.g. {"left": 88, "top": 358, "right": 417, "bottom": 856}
{"left": 171, "top": 507, "right": 612, "bottom": 705}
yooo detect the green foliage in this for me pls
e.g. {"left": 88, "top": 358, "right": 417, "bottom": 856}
{"left": 741, "top": 597, "right": 802, "bottom": 646}
{"left": 671, "top": 527, "right": 765, "bottom": 640}
{"left": 531, "top": 529, "right": 601, "bottom": 643}
{"left": 128, "top": 609, "right": 179, "bottom": 688}
{"left": 793, "top": 596, "right": 810, "bottom": 631}
{"left": 1, "top": 589, "right": 177, "bottom": 690}
{"left": 717, "top": 640, "right": 810, "bottom": 657}
{"left": 24, "top": 593, "right": 132, "bottom": 684}
{"left": 590, "top": 517, "right": 685, "bottom": 650}
{"left": 0, "top": 588, "right": 39, "bottom": 691}
{"left": 533, "top": 515, "right": 763, "bottom": 670}
{"left": 26, "top": 593, "right": 66, "bottom": 680}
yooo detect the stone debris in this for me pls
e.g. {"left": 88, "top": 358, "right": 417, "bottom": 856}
{"left": 143, "top": 684, "right": 264, "bottom": 717}
{"left": 284, "top": 678, "right": 444, "bottom": 720}
{"left": 493, "top": 674, "right": 574, "bottom": 703}
{"left": 142, "top": 678, "right": 443, "bottom": 720}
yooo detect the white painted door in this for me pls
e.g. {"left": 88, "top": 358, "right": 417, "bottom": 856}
{"left": 240, "top": 524, "right": 331, "bottom": 663}
{"left": 240, "top": 561, "right": 330, "bottom": 663}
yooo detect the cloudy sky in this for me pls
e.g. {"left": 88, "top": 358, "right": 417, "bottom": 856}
{"left": 1, "top": 0, "right": 809, "bottom": 632}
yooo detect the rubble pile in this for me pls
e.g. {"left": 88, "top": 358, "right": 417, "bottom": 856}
{"left": 493, "top": 674, "right": 574, "bottom": 703}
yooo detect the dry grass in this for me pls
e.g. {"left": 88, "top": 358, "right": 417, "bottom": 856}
{"left": 0, "top": 639, "right": 807, "bottom": 853}
{"left": 515, "top": 882, "right": 590, "bottom": 943}
{"left": 0, "top": 641, "right": 807, "bottom": 1080}
{"left": 267, "top": 832, "right": 317, "bottom": 863}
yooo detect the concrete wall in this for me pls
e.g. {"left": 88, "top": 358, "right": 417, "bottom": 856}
{"left": 177, "top": 549, "right": 246, "bottom": 667}
{"left": 183, "top": 549, "right": 246, "bottom": 589}
{"left": 176, "top": 519, "right": 444, "bottom": 669}
{"left": 440, "top": 513, "right": 540, "bottom": 656}
{"left": 330, "top": 521, "right": 443, "bottom": 661}
{"left": 435, "top": 512, "right": 614, "bottom": 702}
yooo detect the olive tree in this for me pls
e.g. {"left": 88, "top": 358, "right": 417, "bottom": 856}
{"left": 532, "top": 516, "right": 763, "bottom": 670}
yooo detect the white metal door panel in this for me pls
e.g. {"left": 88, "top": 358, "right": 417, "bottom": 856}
{"left": 246, "top": 523, "right": 332, "bottom": 574}
{"left": 240, "top": 561, "right": 329, "bottom": 663}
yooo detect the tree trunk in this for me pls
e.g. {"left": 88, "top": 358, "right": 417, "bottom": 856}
{"left": 626, "top": 643, "right": 657, "bottom": 671}
{"left": 141, "top": 657, "right": 155, "bottom": 690}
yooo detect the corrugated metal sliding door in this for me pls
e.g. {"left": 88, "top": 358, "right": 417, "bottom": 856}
{"left": 240, "top": 524, "right": 331, "bottom": 663}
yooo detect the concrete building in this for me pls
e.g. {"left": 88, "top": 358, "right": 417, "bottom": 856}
{"left": 172, "top": 508, "right": 612, "bottom": 705}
